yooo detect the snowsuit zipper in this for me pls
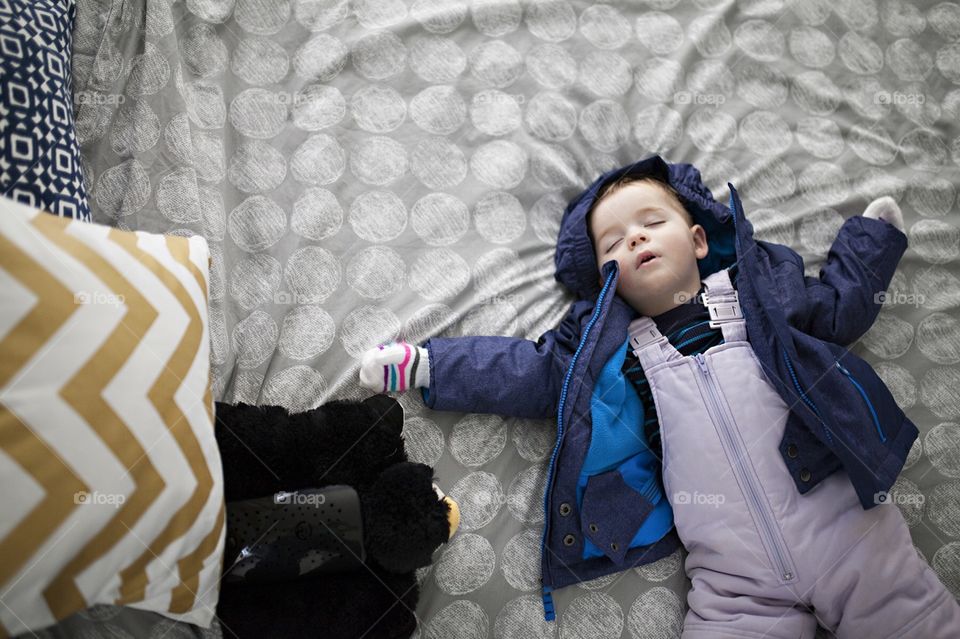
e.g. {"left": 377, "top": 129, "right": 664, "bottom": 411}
{"left": 693, "top": 352, "right": 796, "bottom": 583}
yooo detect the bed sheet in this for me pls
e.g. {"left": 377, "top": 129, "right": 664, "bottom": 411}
{"left": 63, "top": 1, "right": 960, "bottom": 638}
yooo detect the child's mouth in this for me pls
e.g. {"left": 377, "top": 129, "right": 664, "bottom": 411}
{"left": 638, "top": 256, "right": 658, "bottom": 268}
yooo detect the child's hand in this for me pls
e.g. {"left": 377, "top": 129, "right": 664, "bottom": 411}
{"left": 862, "top": 196, "right": 905, "bottom": 232}
{"left": 359, "top": 341, "right": 430, "bottom": 393}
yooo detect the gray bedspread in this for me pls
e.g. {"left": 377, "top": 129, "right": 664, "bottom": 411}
{"left": 50, "top": 0, "right": 960, "bottom": 637}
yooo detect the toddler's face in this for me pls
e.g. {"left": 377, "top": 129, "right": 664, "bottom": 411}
{"left": 589, "top": 181, "right": 709, "bottom": 317}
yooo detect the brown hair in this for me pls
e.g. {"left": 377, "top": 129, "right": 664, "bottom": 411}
{"left": 586, "top": 175, "right": 693, "bottom": 247}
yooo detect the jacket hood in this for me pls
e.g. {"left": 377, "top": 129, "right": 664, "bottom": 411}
{"left": 554, "top": 155, "right": 745, "bottom": 300}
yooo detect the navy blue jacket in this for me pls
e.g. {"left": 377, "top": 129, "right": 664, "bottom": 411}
{"left": 418, "top": 155, "right": 915, "bottom": 619}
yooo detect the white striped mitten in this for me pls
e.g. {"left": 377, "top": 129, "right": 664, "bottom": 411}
{"left": 862, "top": 196, "right": 905, "bottom": 232}
{"left": 359, "top": 341, "right": 430, "bottom": 393}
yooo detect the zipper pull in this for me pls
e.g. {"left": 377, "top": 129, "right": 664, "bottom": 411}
{"left": 542, "top": 585, "right": 555, "bottom": 621}
{"left": 835, "top": 360, "right": 849, "bottom": 375}
{"left": 695, "top": 352, "right": 709, "bottom": 375}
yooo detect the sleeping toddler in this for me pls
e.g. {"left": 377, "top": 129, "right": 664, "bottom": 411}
{"left": 359, "top": 155, "right": 960, "bottom": 638}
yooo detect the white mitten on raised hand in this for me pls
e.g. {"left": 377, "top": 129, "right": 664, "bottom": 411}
{"left": 863, "top": 196, "right": 905, "bottom": 232}
{"left": 359, "top": 341, "right": 430, "bottom": 393}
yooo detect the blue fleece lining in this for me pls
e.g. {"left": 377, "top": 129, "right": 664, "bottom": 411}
{"left": 577, "top": 337, "right": 673, "bottom": 558}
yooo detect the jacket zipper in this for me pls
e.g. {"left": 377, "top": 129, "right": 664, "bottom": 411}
{"left": 693, "top": 352, "right": 796, "bottom": 583}
{"left": 835, "top": 361, "right": 886, "bottom": 442}
{"left": 539, "top": 269, "right": 615, "bottom": 621}
{"left": 780, "top": 346, "right": 834, "bottom": 446}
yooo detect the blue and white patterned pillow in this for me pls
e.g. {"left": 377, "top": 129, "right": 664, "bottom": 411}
{"left": 0, "top": 0, "right": 91, "bottom": 222}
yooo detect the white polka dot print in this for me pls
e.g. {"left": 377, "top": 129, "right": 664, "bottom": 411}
{"left": 411, "top": 192, "right": 470, "bottom": 244}
{"left": 291, "top": 188, "right": 343, "bottom": 241}
{"left": 295, "top": 84, "right": 346, "bottom": 131}
{"left": 351, "top": 30, "right": 407, "bottom": 81}
{"left": 434, "top": 533, "right": 496, "bottom": 594}
{"left": 410, "top": 85, "right": 467, "bottom": 134}
{"left": 291, "top": 134, "right": 346, "bottom": 185}
{"left": 230, "top": 253, "right": 282, "bottom": 310}
{"left": 580, "top": 5, "right": 631, "bottom": 50}
{"left": 507, "top": 464, "right": 547, "bottom": 524}
{"left": 410, "top": 137, "right": 468, "bottom": 189}
{"left": 293, "top": 34, "right": 348, "bottom": 81}
{"left": 345, "top": 246, "right": 406, "bottom": 299}
{"left": 450, "top": 414, "right": 507, "bottom": 467}
{"left": 425, "top": 600, "right": 488, "bottom": 639}
{"left": 493, "top": 595, "right": 555, "bottom": 639}
{"left": 627, "top": 588, "right": 685, "bottom": 639}
{"left": 347, "top": 190, "right": 407, "bottom": 244}
{"left": 284, "top": 246, "right": 341, "bottom": 303}
{"left": 470, "top": 90, "right": 523, "bottom": 136}
{"left": 232, "top": 310, "right": 279, "bottom": 369}
{"left": 227, "top": 139, "right": 287, "bottom": 193}
{"left": 500, "top": 528, "right": 541, "bottom": 591}
{"left": 231, "top": 38, "right": 289, "bottom": 85}
{"left": 560, "top": 593, "right": 623, "bottom": 639}
{"left": 408, "top": 248, "right": 471, "bottom": 301}
{"left": 469, "top": 40, "right": 524, "bottom": 88}
{"left": 525, "top": 43, "right": 577, "bottom": 89}
{"left": 471, "top": 0, "right": 521, "bottom": 37}
{"left": 636, "top": 12, "right": 684, "bottom": 55}
{"left": 228, "top": 195, "right": 287, "bottom": 252}
{"left": 278, "top": 305, "right": 335, "bottom": 361}
{"left": 471, "top": 141, "right": 527, "bottom": 189}
{"left": 473, "top": 193, "right": 527, "bottom": 244}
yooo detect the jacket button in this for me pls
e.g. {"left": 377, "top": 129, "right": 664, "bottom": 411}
{"left": 589, "top": 523, "right": 598, "bottom": 532}
{"left": 559, "top": 502, "right": 571, "bottom": 516}
{"left": 800, "top": 468, "right": 811, "bottom": 482}
{"left": 563, "top": 534, "right": 576, "bottom": 546}
{"left": 786, "top": 444, "right": 798, "bottom": 458}
{"left": 610, "top": 542, "right": 619, "bottom": 551}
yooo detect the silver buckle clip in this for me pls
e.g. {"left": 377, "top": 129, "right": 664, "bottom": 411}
{"left": 705, "top": 291, "right": 743, "bottom": 329}
{"left": 628, "top": 324, "right": 667, "bottom": 354}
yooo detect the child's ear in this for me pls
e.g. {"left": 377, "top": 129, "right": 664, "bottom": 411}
{"left": 692, "top": 225, "right": 709, "bottom": 259}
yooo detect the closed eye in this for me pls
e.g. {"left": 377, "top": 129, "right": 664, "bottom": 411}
{"left": 605, "top": 222, "right": 664, "bottom": 252}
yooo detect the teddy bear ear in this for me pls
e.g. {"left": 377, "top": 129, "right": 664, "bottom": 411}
{"left": 364, "top": 462, "right": 452, "bottom": 573}
{"left": 361, "top": 394, "right": 404, "bottom": 434}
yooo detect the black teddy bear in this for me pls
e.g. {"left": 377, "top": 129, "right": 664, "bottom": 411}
{"left": 213, "top": 395, "right": 459, "bottom": 639}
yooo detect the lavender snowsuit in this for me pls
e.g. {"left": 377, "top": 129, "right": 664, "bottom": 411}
{"left": 628, "top": 266, "right": 960, "bottom": 638}
{"left": 417, "top": 155, "right": 959, "bottom": 635}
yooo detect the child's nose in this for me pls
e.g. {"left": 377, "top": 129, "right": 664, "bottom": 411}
{"left": 629, "top": 231, "right": 647, "bottom": 248}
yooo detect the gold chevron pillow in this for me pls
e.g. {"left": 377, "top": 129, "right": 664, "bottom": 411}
{"left": 0, "top": 197, "right": 225, "bottom": 636}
